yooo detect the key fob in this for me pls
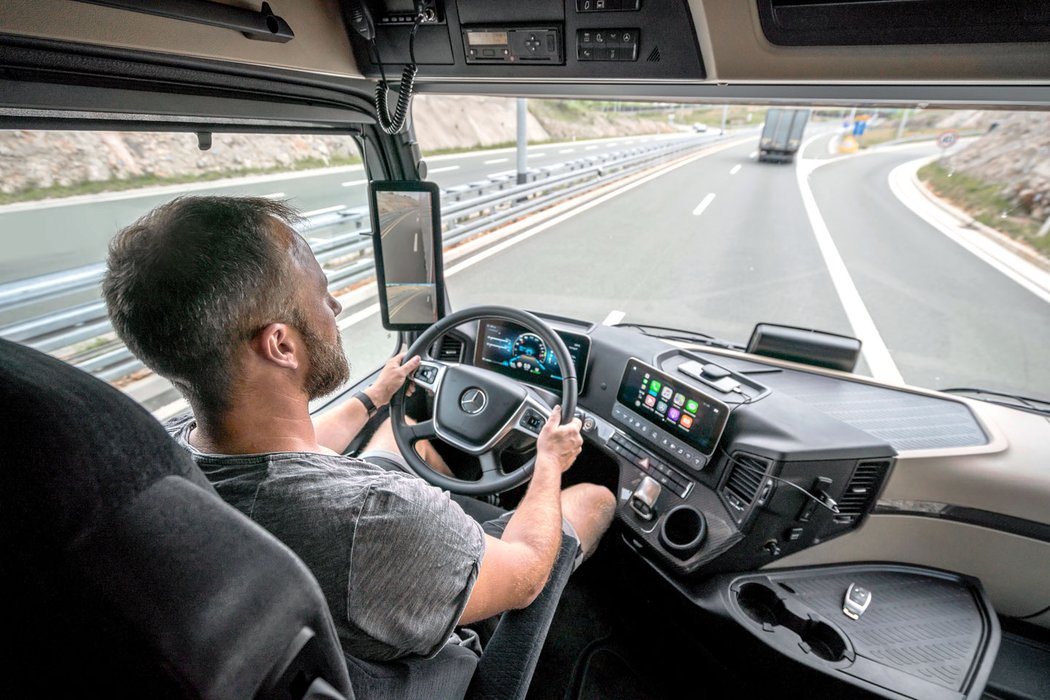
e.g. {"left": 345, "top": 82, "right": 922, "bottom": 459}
{"left": 843, "top": 582, "right": 872, "bottom": 620}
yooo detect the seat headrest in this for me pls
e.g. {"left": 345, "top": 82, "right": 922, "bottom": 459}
{"left": 0, "top": 338, "right": 215, "bottom": 553}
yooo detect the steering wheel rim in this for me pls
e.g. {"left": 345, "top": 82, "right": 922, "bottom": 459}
{"left": 390, "top": 305, "right": 577, "bottom": 495}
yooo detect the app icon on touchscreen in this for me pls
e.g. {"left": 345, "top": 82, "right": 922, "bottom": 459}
{"left": 660, "top": 386, "right": 673, "bottom": 400}
{"left": 656, "top": 401, "right": 668, "bottom": 414}
{"left": 685, "top": 399, "right": 699, "bottom": 414}
{"left": 667, "top": 407, "right": 681, "bottom": 422}
{"left": 679, "top": 414, "right": 694, "bottom": 429}
{"left": 673, "top": 393, "right": 685, "bottom": 407}
{"left": 644, "top": 394, "right": 656, "bottom": 408}
{"left": 649, "top": 380, "right": 661, "bottom": 396}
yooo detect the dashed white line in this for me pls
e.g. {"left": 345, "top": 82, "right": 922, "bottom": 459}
{"left": 341, "top": 179, "right": 368, "bottom": 187}
{"left": 559, "top": 148, "right": 575, "bottom": 154}
{"left": 302, "top": 205, "right": 346, "bottom": 217}
{"left": 730, "top": 164, "right": 742, "bottom": 175}
{"left": 692, "top": 193, "right": 716, "bottom": 216}
{"left": 530, "top": 153, "right": 547, "bottom": 158}
{"left": 261, "top": 192, "right": 286, "bottom": 199}
{"left": 602, "top": 309, "right": 626, "bottom": 326}
{"left": 749, "top": 151, "right": 758, "bottom": 159}
{"left": 427, "top": 165, "right": 460, "bottom": 174}
{"left": 487, "top": 169, "right": 517, "bottom": 178}
{"left": 585, "top": 145, "right": 598, "bottom": 150}
{"left": 484, "top": 158, "right": 509, "bottom": 165}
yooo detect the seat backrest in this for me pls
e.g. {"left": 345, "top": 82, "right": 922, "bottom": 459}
{"left": 0, "top": 338, "right": 353, "bottom": 699}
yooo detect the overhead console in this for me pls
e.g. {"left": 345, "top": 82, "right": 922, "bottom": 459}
{"left": 343, "top": 0, "right": 705, "bottom": 81}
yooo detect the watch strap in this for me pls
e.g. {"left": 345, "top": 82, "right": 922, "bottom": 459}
{"left": 354, "top": 391, "right": 378, "bottom": 417}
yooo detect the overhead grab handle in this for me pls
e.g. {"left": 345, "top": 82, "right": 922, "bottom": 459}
{"left": 74, "top": 0, "right": 295, "bottom": 43}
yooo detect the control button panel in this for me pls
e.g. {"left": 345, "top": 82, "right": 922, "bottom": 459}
{"left": 518, "top": 408, "right": 546, "bottom": 435}
{"left": 611, "top": 404, "right": 707, "bottom": 470}
{"left": 464, "top": 27, "right": 562, "bottom": 64}
{"left": 577, "top": 29, "right": 639, "bottom": 61}
{"left": 608, "top": 432, "right": 692, "bottom": 498}
{"left": 577, "top": 0, "right": 641, "bottom": 11}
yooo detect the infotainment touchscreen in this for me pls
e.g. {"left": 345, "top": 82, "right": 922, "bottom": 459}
{"left": 617, "top": 359, "right": 729, "bottom": 456}
{"left": 475, "top": 319, "right": 590, "bottom": 393}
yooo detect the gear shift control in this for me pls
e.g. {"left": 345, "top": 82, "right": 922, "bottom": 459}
{"left": 630, "top": 476, "right": 662, "bottom": 521}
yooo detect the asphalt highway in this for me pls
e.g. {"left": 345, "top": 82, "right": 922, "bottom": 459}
{"left": 0, "top": 132, "right": 698, "bottom": 283}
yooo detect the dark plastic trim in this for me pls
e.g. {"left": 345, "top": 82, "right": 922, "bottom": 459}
{"left": 873, "top": 502, "right": 1050, "bottom": 544}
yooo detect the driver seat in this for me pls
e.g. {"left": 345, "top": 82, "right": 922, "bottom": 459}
{"left": 0, "top": 337, "right": 575, "bottom": 699}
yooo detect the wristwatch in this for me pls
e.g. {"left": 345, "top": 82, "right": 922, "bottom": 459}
{"left": 354, "top": 391, "right": 378, "bottom": 418}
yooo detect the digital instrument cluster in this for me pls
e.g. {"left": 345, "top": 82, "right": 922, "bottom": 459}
{"left": 475, "top": 319, "right": 590, "bottom": 393}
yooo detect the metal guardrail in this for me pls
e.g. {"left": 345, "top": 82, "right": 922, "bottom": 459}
{"left": 0, "top": 135, "right": 715, "bottom": 382}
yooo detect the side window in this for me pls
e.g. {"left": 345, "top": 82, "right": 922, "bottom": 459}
{"left": 0, "top": 130, "right": 393, "bottom": 416}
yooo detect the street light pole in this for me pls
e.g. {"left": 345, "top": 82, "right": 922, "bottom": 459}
{"left": 516, "top": 98, "right": 528, "bottom": 185}
{"left": 720, "top": 105, "right": 728, "bottom": 135}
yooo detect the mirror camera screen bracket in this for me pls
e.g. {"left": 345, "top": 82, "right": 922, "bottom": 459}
{"left": 369, "top": 180, "right": 446, "bottom": 330}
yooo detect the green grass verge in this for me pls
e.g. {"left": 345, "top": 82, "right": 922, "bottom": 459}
{"left": 919, "top": 161, "right": 1050, "bottom": 258}
{"left": 0, "top": 154, "right": 362, "bottom": 207}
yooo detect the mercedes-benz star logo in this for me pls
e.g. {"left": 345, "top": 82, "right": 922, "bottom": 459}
{"left": 459, "top": 387, "right": 488, "bottom": 415}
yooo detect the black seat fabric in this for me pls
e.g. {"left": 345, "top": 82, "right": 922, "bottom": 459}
{"left": 0, "top": 338, "right": 352, "bottom": 698}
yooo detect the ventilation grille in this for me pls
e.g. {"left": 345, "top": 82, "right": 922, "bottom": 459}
{"left": 434, "top": 334, "right": 464, "bottom": 363}
{"left": 723, "top": 453, "right": 770, "bottom": 512}
{"left": 646, "top": 46, "right": 660, "bottom": 62}
{"left": 837, "top": 460, "right": 888, "bottom": 516}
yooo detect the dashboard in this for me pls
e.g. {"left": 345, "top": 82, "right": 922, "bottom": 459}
{"left": 441, "top": 313, "right": 994, "bottom": 577}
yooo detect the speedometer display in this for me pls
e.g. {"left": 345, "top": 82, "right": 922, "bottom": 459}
{"left": 476, "top": 320, "right": 590, "bottom": 393}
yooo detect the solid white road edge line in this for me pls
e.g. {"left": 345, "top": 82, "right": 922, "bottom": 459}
{"left": 796, "top": 140, "right": 905, "bottom": 384}
{"left": 889, "top": 157, "right": 1050, "bottom": 306}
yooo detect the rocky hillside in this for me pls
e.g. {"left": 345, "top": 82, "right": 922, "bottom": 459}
{"left": 945, "top": 112, "right": 1050, "bottom": 224}
{"left": 0, "top": 96, "right": 680, "bottom": 199}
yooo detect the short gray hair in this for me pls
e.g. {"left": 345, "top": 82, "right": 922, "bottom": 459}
{"left": 103, "top": 196, "right": 304, "bottom": 418}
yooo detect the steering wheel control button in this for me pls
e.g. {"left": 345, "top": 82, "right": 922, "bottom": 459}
{"left": 518, "top": 408, "right": 546, "bottom": 434}
{"left": 459, "top": 387, "right": 488, "bottom": 415}
{"left": 417, "top": 365, "right": 439, "bottom": 384}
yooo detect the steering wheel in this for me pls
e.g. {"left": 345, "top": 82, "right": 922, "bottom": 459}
{"left": 390, "top": 306, "right": 577, "bottom": 495}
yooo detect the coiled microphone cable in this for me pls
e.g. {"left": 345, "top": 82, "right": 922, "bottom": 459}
{"left": 372, "top": 14, "right": 422, "bottom": 135}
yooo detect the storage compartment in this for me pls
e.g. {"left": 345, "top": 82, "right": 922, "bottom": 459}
{"left": 725, "top": 565, "right": 1000, "bottom": 700}
{"left": 736, "top": 582, "right": 849, "bottom": 663}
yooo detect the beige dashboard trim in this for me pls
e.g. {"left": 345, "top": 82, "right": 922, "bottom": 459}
{"left": 689, "top": 0, "right": 1050, "bottom": 83}
{"left": 767, "top": 514, "right": 1050, "bottom": 621}
{"left": 0, "top": 0, "right": 361, "bottom": 79}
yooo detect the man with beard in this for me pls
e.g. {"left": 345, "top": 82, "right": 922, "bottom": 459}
{"left": 102, "top": 196, "right": 615, "bottom": 664}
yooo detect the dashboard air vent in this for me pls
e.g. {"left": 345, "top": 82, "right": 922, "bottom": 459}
{"left": 434, "top": 334, "right": 464, "bottom": 363}
{"left": 837, "top": 460, "right": 888, "bottom": 516}
{"left": 723, "top": 453, "right": 771, "bottom": 513}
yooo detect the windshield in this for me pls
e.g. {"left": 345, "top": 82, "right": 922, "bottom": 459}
{"left": 1, "top": 101, "right": 1048, "bottom": 410}
{"left": 413, "top": 99, "right": 1050, "bottom": 404}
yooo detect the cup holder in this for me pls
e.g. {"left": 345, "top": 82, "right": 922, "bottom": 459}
{"left": 658, "top": 505, "right": 706, "bottom": 559}
{"left": 736, "top": 582, "right": 850, "bottom": 663}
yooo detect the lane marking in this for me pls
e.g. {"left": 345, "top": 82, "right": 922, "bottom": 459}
{"left": 337, "top": 303, "right": 381, "bottom": 331}
{"left": 530, "top": 153, "right": 547, "bottom": 158}
{"left": 749, "top": 151, "right": 758, "bottom": 159}
{"left": 730, "top": 164, "right": 742, "bottom": 175}
{"left": 559, "top": 148, "right": 575, "bottom": 154}
{"left": 796, "top": 142, "right": 904, "bottom": 384}
{"left": 585, "top": 145, "right": 598, "bottom": 151}
{"left": 487, "top": 169, "right": 517, "bottom": 178}
{"left": 692, "top": 193, "right": 716, "bottom": 216}
{"left": 427, "top": 165, "right": 460, "bottom": 174}
{"left": 888, "top": 157, "right": 1050, "bottom": 306}
{"left": 602, "top": 309, "right": 626, "bottom": 326}
{"left": 261, "top": 191, "right": 286, "bottom": 199}
{"left": 608, "top": 142, "right": 620, "bottom": 147}
{"left": 302, "top": 205, "right": 346, "bottom": 217}
{"left": 341, "top": 179, "right": 368, "bottom": 187}
{"left": 484, "top": 158, "right": 509, "bottom": 165}
{"left": 445, "top": 139, "right": 749, "bottom": 280}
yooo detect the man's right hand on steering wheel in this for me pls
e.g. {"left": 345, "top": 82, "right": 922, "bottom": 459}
{"left": 536, "top": 406, "right": 583, "bottom": 475}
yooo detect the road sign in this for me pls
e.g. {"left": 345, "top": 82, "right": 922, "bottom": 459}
{"left": 937, "top": 130, "right": 960, "bottom": 149}
{"left": 852, "top": 120, "right": 867, "bottom": 137}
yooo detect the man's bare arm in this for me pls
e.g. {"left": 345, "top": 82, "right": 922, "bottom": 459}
{"left": 459, "top": 407, "right": 582, "bottom": 623}
{"left": 313, "top": 353, "right": 420, "bottom": 453}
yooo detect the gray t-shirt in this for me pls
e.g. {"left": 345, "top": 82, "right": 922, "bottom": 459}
{"left": 166, "top": 414, "right": 486, "bottom": 662}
